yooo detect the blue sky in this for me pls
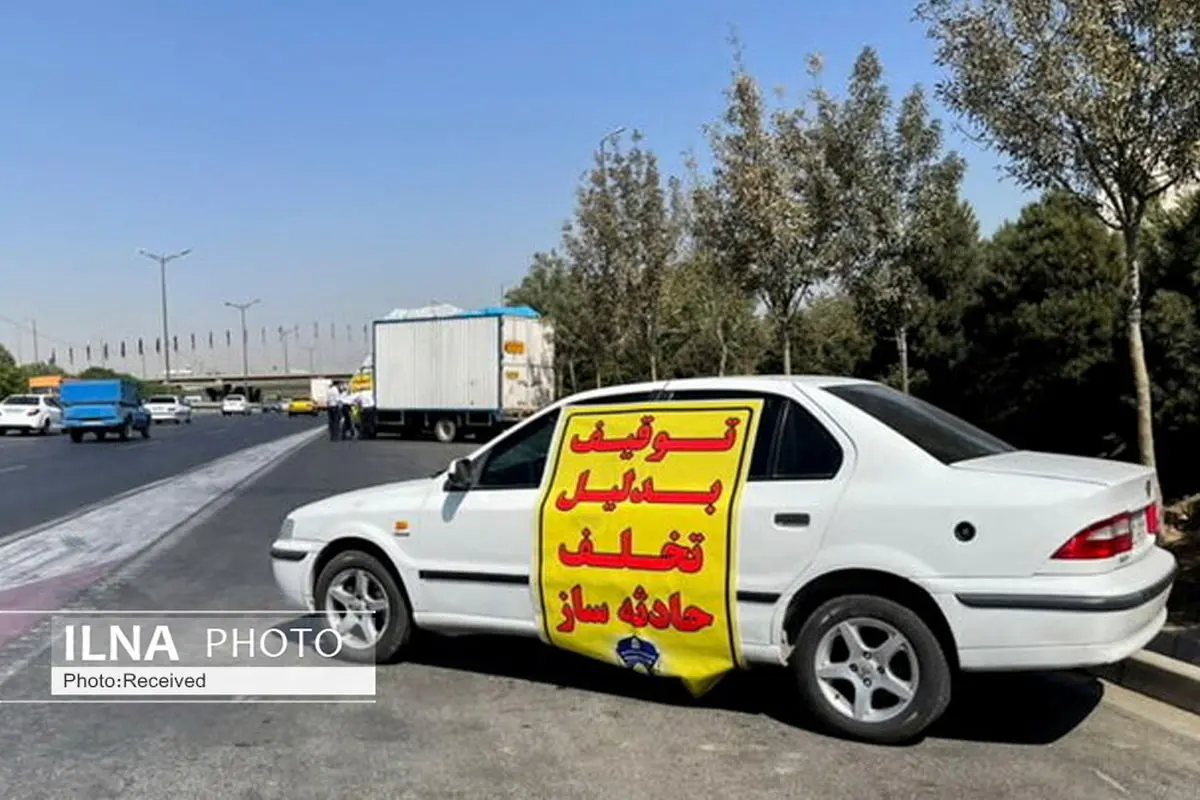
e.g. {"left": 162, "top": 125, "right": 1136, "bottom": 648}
{"left": 0, "top": 0, "right": 1032, "bottom": 374}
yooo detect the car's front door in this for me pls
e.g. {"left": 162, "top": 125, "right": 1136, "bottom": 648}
{"left": 411, "top": 389, "right": 665, "bottom": 631}
{"left": 412, "top": 407, "right": 562, "bottom": 631}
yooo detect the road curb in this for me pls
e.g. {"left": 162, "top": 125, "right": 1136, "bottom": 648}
{"left": 1091, "top": 649, "right": 1200, "bottom": 715}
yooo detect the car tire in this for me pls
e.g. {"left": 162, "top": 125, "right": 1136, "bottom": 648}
{"left": 39, "top": 418, "right": 51, "bottom": 436}
{"left": 69, "top": 430, "right": 83, "bottom": 443}
{"left": 433, "top": 417, "right": 457, "bottom": 443}
{"left": 118, "top": 421, "right": 131, "bottom": 441}
{"left": 313, "top": 550, "right": 412, "bottom": 665}
{"left": 791, "top": 594, "right": 951, "bottom": 745}
{"left": 141, "top": 423, "right": 151, "bottom": 439}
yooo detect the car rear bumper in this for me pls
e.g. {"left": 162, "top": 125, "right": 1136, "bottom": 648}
{"left": 0, "top": 416, "right": 42, "bottom": 430}
{"left": 922, "top": 546, "right": 1177, "bottom": 671}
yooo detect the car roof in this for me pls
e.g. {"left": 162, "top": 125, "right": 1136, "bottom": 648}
{"left": 559, "top": 375, "right": 875, "bottom": 405}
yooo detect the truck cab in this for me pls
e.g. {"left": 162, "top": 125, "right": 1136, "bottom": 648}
{"left": 60, "top": 378, "right": 152, "bottom": 443}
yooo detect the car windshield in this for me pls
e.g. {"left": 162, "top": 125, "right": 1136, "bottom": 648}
{"left": 824, "top": 383, "right": 1016, "bottom": 465}
{"left": 148, "top": 396, "right": 177, "bottom": 404}
{"left": 1, "top": 395, "right": 39, "bottom": 406}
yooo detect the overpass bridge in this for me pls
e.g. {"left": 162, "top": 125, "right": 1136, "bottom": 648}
{"left": 170, "top": 371, "right": 353, "bottom": 399}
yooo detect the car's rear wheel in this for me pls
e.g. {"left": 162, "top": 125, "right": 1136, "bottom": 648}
{"left": 314, "top": 551, "right": 411, "bottom": 664}
{"left": 433, "top": 417, "right": 457, "bottom": 443}
{"left": 39, "top": 418, "right": 51, "bottom": 435}
{"left": 791, "top": 594, "right": 951, "bottom": 745}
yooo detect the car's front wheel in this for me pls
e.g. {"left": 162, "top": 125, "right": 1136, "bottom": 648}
{"left": 314, "top": 550, "right": 412, "bottom": 664}
{"left": 791, "top": 594, "right": 951, "bottom": 745}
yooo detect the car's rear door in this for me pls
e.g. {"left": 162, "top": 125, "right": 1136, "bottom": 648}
{"left": 661, "top": 385, "right": 856, "bottom": 653}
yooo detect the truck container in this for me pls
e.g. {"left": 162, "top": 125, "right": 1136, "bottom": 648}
{"left": 310, "top": 377, "right": 333, "bottom": 408}
{"left": 60, "top": 378, "right": 152, "bottom": 443}
{"left": 372, "top": 305, "right": 555, "bottom": 442}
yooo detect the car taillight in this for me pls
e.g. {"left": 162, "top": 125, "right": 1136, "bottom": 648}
{"left": 1146, "top": 502, "right": 1161, "bottom": 542}
{"left": 25, "top": 409, "right": 39, "bottom": 417}
{"left": 1052, "top": 512, "right": 1134, "bottom": 560}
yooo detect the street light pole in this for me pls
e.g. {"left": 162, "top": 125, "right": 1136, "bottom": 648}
{"left": 28, "top": 319, "right": 39, "bottom": 364}
{"left": 225, "top": 299, "right": 261, "bottom": 396}
{"left": 138, "top": 248, "right": 192, "bottom": 383}
{"left": 598, "top": 126, "right": 625, "bottom": 176}
{"left": 279, "top": 327, "right": 295, "bottom": 374}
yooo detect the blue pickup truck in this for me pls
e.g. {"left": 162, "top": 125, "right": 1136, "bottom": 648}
{"left": 61, "top": 378, "right": 152, "bottom": 443}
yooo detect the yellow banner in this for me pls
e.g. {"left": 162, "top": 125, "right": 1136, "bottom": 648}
{"left": 535, "top": 400, "right": 763, "bottom": 694}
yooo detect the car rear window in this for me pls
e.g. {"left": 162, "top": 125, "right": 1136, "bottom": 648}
{"left": 824, "top": 383, "right": 1015, "bottom": 465}
{"left": 1, "top": 395, "right": 39, "bottom": 406}
{"left": 148, "top": 396, "right": 176, "bottom": 404}
{"left": 225, "top": 395, "right": 245, "bottom": 401}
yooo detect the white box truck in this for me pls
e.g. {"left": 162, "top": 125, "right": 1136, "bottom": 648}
{"left": 372, "top": 305, "right": 555, "bottom": 442}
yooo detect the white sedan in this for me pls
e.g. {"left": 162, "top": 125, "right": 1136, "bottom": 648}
{"left": 269, "top": 376, "right": 1177, "bottom": 744}
{"left": 221, "top": 394, "right": 250, "bottom": 416}
{"left": 0, "top": 394, "right": 62, "bottom": 435}
{"left": 144, "top": 395, "right": 192, "bottom": 425}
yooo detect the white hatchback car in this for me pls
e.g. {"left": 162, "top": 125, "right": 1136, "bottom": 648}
{"left": 0, "top": 394, "right": 62, "bottom": 435}
{"left": 221, "top": 394, "right": 250, "bottom": 416}
{"left": 145, "top": 395, "right": 192, "bottom": 425}
{"left": 270, "top": 376, "right": 1177, "bottom": 743}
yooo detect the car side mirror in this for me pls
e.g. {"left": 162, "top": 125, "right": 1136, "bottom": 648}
{"left": 444, "top": 458, "right": 474, "bottom": 492}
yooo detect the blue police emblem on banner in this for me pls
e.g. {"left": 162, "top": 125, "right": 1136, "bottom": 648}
{"left": 615, "top": 635, "right": 660, "bottom": 673}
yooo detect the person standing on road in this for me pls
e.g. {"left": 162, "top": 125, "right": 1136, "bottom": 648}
{"left": 354, "top": 387, "right": 376, "bottom": 439}
{"left": 339, "top": 383, "right": 355, "bottom": 440}
{"left": 325, "top": 382, "right": 342, "bottom": 441}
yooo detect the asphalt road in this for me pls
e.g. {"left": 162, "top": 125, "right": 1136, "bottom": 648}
{"left": 0, "top": 437, "right": 1197, "bottom": 799}
{"left": 0, "top": 412, "right": 322, "bottom": 538}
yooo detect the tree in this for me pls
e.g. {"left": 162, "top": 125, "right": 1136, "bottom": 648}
{"left": 672, "top": 160, "right": 765, "bottom": 377}
{"left": 0, "top": 344, "right": 20, "bottom": 397}
{"left": 917, "top": 0, "right": 1200, "bottom": 466}
{"left": 702, "top": 46, "right": 832, "bottom": 374}
{"left": 956, "top": 192, "right": 1127, "bottom": 457}
{"left": 560, "top": 141, "right": 631, "bottom": 387}
{"left": 506, "top": 251, "right": 588, "bottom": 394}
{"left": 1140, "top": 190, "right": 1200, "bottom": 495}
{"left": 824, "top": 48, "right": 966, "bottom": 392}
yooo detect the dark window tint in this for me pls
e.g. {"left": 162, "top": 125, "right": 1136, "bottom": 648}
{"left": 664, "top": 389, "right": 784, "bottom": 480}
{"left": 1, "top": 396, "right": 39, "bottom": 406}
{"left": 774, "top": 401, "right": 843, "bottom": 479}
{"left": 148, "top": 396, "right": 177, "bottom": 404}
{"left": 825, "top": 383, "right": 1014, "bottom": 465}
{"left": 476, "top": 409, "right": 562, "bottom": 489}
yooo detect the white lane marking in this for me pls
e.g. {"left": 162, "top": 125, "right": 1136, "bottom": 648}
{"left": 0, "top": 464, "right": 27, "bottom": 475}
{"left": 0, "top": 426, "right": 322, "bottom": 589}
{"left": 0, "top": 426, "right": 323, "bottom": 690}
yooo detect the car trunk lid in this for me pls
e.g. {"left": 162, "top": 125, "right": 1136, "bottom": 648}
{"left": 954, "top": 451, "right": 1161, "bottom": 574}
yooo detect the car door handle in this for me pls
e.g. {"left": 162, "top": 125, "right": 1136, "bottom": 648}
{"left": 774, "top": 513, "right": 810, "bottom": 528}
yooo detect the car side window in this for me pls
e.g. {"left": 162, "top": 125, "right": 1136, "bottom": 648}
{"left": 773, "top": 400, "right": 844, "bottom": 480}
{"left": 475, "top": 409, "right": 562, "bottom": 490}
{"left": 663, "top": 389, "right": 784, "bottom": 480}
